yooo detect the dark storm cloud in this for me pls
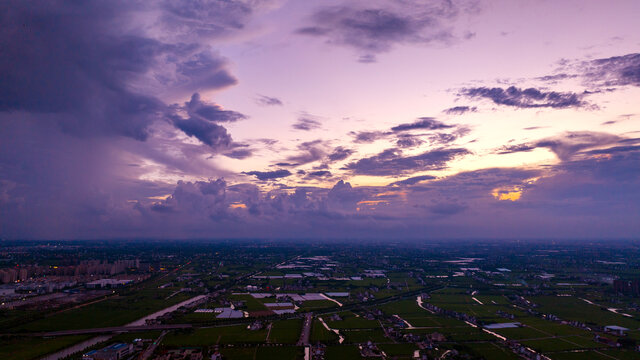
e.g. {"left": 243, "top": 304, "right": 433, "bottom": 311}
{"left": 256, "top": 95, "right": 283, "bottom": 106}
{"left": 292, "top": 115, "right": 322, "bottom": 131}
{"left": 296, "top": 0, "right": 478, "bottom": 61}
{"left": 0, "top": 0, "right": 252, "bottom": 139}
{"left": 0, "top": 2, "right": 169, "bottom": 140}
{"left": 390, "top": 175, "right": 436, "bottom": 186}
{"left": 0, "top": 2, "right": 242, "bottom": 142}
{"left": 345, "top": 147, "right": 470, "bottom": 176}
{"left": 391, "top": 117, "right": 454, "bottom": 132}
{"left": 0, "top": 0, "right": 272, "bottom": 239}
{"left": 460, "top": 86, "right": 589, "bottom": 109}
{"left": 443, "top": 106, "right": 477, "bottom": 115}
{"left": 327, "top": 146, "right": 354, "bottom": 162}
{"left": 582, "top": 53, "right": 640, "bottom": 87}
{"left": 244, "top": 169, "right": 292, "bottom": 181}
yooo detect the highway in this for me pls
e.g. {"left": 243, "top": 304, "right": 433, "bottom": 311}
{"left": 38, "top": 324, "right": 191, "bottom": 337}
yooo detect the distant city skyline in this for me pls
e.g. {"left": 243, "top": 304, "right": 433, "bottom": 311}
{"left": 1, "top": 0, "right": 639, "bottom": 239}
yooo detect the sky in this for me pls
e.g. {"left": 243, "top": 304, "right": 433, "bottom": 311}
{"left": 1, "top": 0, "right": 639, "bottom": 240}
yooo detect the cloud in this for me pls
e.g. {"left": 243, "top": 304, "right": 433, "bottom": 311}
{"left": 350, "top": 130, "right": 388, "bottom": 143}
{"left": 184, "top": 93, "right": 246, "bottom": 123}
{"left": 426, "top": 202, "right": 467, "bottom": 215}
{"left": 460, "top": 86, "right": 589, "bottom": 109}
{"left": 292, "top": 114, "right": 322, "bottom": 131}
{"left": 390, "top": 175, "right": 436, "bottom": 186}
{"left": 345, "top": 147, "right": 470, "bottom": 176}
{"left": 169, "top": 93, "right": 246, "bottom": 150}
{"left": 497, "top": 131, "right": 623, "bottom": 161}
{"left": 173, "top": 117, "right": 233, "bottom": 149}
{"left": 0, "top": 0, "right": 273, "bottom": 240}
{"left": 535, "top": 73, "right": 578, "bottom": 83}
{"left": 159, "top": 0, "right": 279, "bottom": 42}
{"left": 284, "top": 140, "right": 328, "bottom": 165}
{"left": 0, "top": 2, "right": 181, "bottom": 140}
{"left": 243, "top": 169, "right": 292, "bottom": 181}
{"left": 396, "top": 135, "right": 424, "bottom": 148}
{"left": 443, "top": 106, "right": 477, "bottom": 115}
{"left": 391, "top": 117, "right": 454, "bottom": 132}
{"left": 307, "top": 170, "right": 332, "bottom": 178}
{"left": 256, "top": 95, "right": 283, "bottom": 106}
{"left": 223, "top": 148, "right": 253, "bottom": 159}
{"left": 327, "top": 146, "right": 354, "bottom": 162}
{"left": 0, "top": 2, "right": 244, "bottom": 143}
{"left": 296, "top": 0, "right": 478, "bottom": 61}
{"left": 582, "top": 53, "right": 640, "bottom": 87}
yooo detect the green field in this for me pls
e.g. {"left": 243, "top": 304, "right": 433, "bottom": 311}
{"left": 327, "top": 312, "right": 380, "bottom": 329}
{"left": 464, "top": 342, "right": 521, "bottom": 360}
{"left": 14, "top": 289, "right": 191, "bottom": 332}
{"left": 268, "top": 319, "right": 302, "bottom": 344}
{"left": 310, "top": 319, "right": 339, "bottom": 343}
{"left": 221, "top": 346, "right": 302, "bottom": 360}
{"left": 325, "top": 345, "right": 361, "bottom": 360}
{"left": 531, "top": 296, "right": 640, "bottom": 329}
{"left": 163, "top": 325, "right": 268, "bottom": 346}
{"left": 0, "top": 335, "right": 90, "bottom": 360}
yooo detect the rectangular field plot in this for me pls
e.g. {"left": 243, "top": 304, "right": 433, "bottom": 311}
{"left": 530, "top": 296, "right": 640, "bottom": 329}
{"left": 163, "top": 325, "right": 268, "bottom": 346}
{"left": 520, "top": 337, "right": 604, "bottom": 352}
{"left": 463, "top": 342, "right": 521, "bottom": 360}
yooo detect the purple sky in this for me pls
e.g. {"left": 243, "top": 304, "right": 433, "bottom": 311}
{"left": 1, "top": 0, "right": 639, "bottom": 240}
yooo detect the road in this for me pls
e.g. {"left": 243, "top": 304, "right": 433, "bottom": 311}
{"left": 38, "top": 324, "right": 191, "bottom": 337}
{"left": 139, "top": 330, "right": 167, "bottom": 360}
{"left": 297, "top": 312, "right": 312, "bottom": 346}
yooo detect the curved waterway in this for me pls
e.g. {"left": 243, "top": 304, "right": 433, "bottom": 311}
{"left": 39, "top": 295, "right": 207, "bottom": 360}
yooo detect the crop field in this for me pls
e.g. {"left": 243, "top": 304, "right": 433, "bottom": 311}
{"left": 0, "top": 335, "right": 90, "bottom": 360}
{"left": 267, "top": 319, "right": 302, "bottom": 344}
{"left": 520, "top": 337, "right": 604, "bottom": 352}
{"left": 163, "top": 325, "right": 268, "bottom": 346}
{"left": 463, "top": 342, "right": 521, "bottom": 360}
{"left": 13, "top": 289, "right": 192, "bottom": 332}
{"left": 327, "top": 312, "right": 380, "bottom": 330}
{"left": 342, "top": 328, "right": 387, "bottom": 343}
{"left": 324, "top": 345, "right": 361, "bottom": 360}
{"left": 310, "top": 319, "right": 339, "bottom": 343}
{"left": 530, "top": 296, "right": 640, "bottom": 329}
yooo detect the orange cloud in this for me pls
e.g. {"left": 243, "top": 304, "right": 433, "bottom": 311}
{"left": 492, "top": 189, "right": 522, "bottom": 201}
{"left": 229, "top": 203, "right": 247, "bottom": 209}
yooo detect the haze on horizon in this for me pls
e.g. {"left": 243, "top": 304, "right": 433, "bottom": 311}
{"left": 1, "top": 0, "right": 639, "bottom": 240}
